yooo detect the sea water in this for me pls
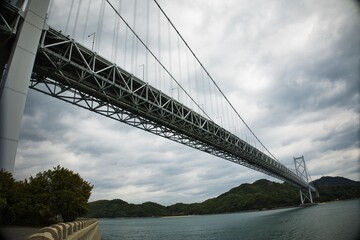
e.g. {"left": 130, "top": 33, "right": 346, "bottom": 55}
{"left": 99, "top": 199, "right": 360, "bottom": 240}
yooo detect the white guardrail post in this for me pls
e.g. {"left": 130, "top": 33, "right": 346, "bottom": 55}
{"left": 26, "top": 219, "right": 101, "bottom": 240}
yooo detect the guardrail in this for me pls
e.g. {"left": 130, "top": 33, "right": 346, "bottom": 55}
{"left": 26, "top": 218, "right": 101, "bottom": 240}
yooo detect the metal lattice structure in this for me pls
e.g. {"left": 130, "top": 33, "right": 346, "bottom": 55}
{"left": 0, "top": 1, "right": 317, "bottom": 197}
{"left": 0, "top": 1, "right": 21, "bottom": 37}
{"left": 28, "top": 26, "right": 317, "bottom": 193}
{"left": 0, "top": 1, "right": 22, "bottom": 78}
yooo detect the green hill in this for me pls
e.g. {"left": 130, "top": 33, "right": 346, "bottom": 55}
{"left": 87, "top": 199, "right": 167, "bottom": 218}
{"left": 312, "top": 176, "right": 360, "bottom": 187}
{"left": 183, "top": 179, "right": 299, "bottom": 215}
{"left": 86, "top": 176, "right": 360, "bottom": 218}
{"left": 311, "top": 176, "right": 360, "bottom": 202}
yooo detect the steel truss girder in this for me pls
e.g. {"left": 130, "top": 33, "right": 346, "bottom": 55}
{"left": 0, "top": 1, "right": 22, "bottom": 38}
{"left": 30, "top": 27, "right": 316, "bottom": 192}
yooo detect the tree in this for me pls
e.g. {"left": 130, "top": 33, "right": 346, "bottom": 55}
{"left": 0, "top": 169, "right": 16, "bottom": 224}
{"left": 27, "top": 166, "right": 93, "bottom": 222}
{"left": 0, "top": 166, "right": 93, "bottom": 225}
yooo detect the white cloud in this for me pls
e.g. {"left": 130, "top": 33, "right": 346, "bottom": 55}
{"left": 12, "top": 0, "right": 360, "bottom": 205}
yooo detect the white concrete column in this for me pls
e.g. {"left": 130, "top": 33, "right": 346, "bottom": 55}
{"left": 0, "top": 0, "right": 49, "bottom": 173}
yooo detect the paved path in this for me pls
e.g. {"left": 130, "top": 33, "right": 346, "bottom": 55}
{"left": 0, "top": 226, "right": 41, "bottom": 240}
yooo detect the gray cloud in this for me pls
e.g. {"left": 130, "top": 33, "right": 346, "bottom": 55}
{"left": 12, "top": 0, "right": 360, "bottom": 205}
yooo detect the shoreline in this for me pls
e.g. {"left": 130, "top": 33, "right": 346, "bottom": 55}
{"left": 96, "top": 199, "right": 360, "bottom": 220}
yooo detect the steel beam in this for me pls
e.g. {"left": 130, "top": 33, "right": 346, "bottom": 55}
{"left": 29, "top": 27, "right": 317, "bottom": 192}
{"left": 0, "top": 2, "right": 317, "bottom": 194}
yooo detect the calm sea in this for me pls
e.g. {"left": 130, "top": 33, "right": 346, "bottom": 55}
{"left": 99, "top": 199, "right": 360, "bottom": 240}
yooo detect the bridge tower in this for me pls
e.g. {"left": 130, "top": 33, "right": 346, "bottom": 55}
{"left": 0, "top": 0, "right": 49, "bottom": 173}
{"left": 294, "top": 155, "right": 314, "bottom": 204}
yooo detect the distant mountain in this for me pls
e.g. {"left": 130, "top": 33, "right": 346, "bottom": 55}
{"left": 87, "top": 199, "right": 168, "bottom": 218}
{"left": 86, "top": 176, "right": 360, "bottom": 218}
{"left": 311, "top": 176, "right": 360, "bottom": 187}
{"left": 311, "top": 176, "right": 360, "bottom": 202}
{"left": 187, "top": 179, "right": 299, "bottom": 215}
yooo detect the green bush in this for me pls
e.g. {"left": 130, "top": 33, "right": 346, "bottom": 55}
{"left": 0, "top": 166, "right": 93, "bottom": 225}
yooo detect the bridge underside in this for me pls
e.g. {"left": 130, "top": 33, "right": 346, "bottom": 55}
{"left": 0, "top": 1, "right": 316, "bottom": 195}
{"left": 0, "top": 1, "right": 21, "bottom": 79}
{"left": 28, "top": 26, "right": 316, "bottom": 193}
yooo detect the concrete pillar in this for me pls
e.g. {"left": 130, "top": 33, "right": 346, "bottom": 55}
{"left": 0, "top": 0, "right": 49, "bottom": 173}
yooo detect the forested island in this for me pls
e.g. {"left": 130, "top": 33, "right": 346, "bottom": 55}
{"left": 86, "top": 176, "right": 360, "bottom": 218}
{"left": 1, "top": 166, "right": 359, "bottom": 224}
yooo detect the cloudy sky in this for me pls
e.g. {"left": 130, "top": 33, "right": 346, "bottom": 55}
{"left": 14, "top": 0, "right": 360, "bottom": 206}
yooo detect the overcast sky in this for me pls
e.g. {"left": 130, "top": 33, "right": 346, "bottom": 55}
{"left": 14, "top": 0, "right": 360, "bottom": 206}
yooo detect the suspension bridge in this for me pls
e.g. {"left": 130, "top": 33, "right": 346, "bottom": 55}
{"left": 0, "top": 0, "right": 317, "bottom": 204}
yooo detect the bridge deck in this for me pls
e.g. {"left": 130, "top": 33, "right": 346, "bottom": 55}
{"left": 29, "top": 26, "right": 316, "bottom": 192}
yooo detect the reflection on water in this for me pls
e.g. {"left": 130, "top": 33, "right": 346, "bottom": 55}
{"left": 99, "top": 199, "right": 360, "bottom": 240}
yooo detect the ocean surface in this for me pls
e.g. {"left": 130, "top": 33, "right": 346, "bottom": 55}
{"left": 99, "top": 199, "right": 360, "bottom": 240}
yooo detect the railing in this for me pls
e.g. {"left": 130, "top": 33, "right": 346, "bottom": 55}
{"left": 26, "top": 219, "right": 101, "bottom": 240}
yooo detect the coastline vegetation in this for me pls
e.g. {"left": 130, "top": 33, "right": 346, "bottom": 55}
{"left": 86, "top": 176, "right": 360, "bottom": 218}
{"left": 0, "top": 166, "right": 93, "bottom": 225}
{"left": 1, "top": 165, "right": 359, "bottom": 225}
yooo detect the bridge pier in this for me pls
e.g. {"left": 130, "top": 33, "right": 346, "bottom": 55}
{"left": 0, "top": 0, "right": 49, "bottom": 173}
